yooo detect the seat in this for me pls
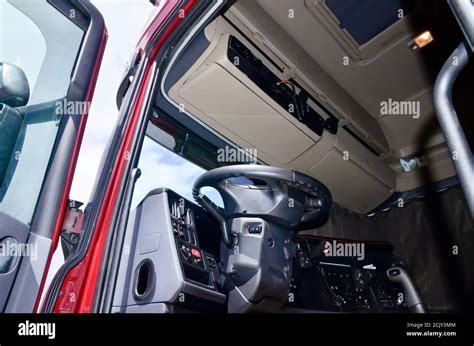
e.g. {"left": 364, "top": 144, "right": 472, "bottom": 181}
{"left": 0, "top": 100, "right": 61, "bottom": 224}
{"left": 0, "top": 62, "right": 30, "bottom": 190}
{"left": 0, "top": 104, "right": 23, "bottom": 188}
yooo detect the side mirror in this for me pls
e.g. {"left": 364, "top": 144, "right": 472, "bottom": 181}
{"left": 0, "top": 63, "right": 30, "bottom": 108}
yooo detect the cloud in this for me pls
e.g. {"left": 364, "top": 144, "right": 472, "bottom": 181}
{"left": 70, "top": 0, "right": 223, "bottom": 210}
{"left": 132, "top": 137, "right": 205, "bottom": 207}
{"left": 70, "top": 0, "right": 153, "bottom": 204}
{"left": 132, "top": 137, "right": 223, "bottom": 208}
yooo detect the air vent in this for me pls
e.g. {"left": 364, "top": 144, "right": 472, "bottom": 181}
{"left": 133, "top": 259, "right": 155, "bottom": 300}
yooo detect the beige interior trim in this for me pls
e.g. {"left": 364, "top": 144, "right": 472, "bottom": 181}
{"left": 178, "top": 61, "right": 316, "bottom": 165}
{"left": 225, "top": 3, "right": 390, "bottom": 155}
{"left": 168, "top": 17, "right": 397, "bottom": 213}
{"left": 224, "top": 1, "right": 456, "bottom": 205}
{"left": 163, "top": 0, "right": 458, "bottom": 213}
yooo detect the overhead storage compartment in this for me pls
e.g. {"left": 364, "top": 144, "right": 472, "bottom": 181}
{"left": 167, "top": 21, "right": 396, "bottom": 214}
{"left": 309, "top": 150, "right": 392, "bottom": 212}
{"left": 178, "top": 61, "right": 315, "bottom": 165}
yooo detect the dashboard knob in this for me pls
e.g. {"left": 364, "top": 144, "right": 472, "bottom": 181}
{"left": 353, "top": 269, "right": 362, "bottom": 282}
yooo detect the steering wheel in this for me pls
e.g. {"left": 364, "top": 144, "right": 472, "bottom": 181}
{"left": 192, "top": 165, "right": 332, "bottom": 246}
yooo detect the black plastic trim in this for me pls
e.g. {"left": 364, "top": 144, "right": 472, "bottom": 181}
{"left": 31, "top": 0, "right": 105, "bottom": 240}
{"left": 368, "top": 175, "right": 460, "bottom": 215}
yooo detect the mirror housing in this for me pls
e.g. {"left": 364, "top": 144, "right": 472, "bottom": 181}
{"left": 0, "top": 63, "right": 30, "bottom": 108}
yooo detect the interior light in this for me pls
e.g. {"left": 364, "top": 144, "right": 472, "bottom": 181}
{"left": 408, "top": 30, "right": 434, "bottom": 50}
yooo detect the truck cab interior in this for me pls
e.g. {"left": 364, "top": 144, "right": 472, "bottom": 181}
{"left": 109, "top": 0, "right": 473, "bottom": 314}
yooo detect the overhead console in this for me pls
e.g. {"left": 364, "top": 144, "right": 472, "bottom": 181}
{"left": 167, "top": 17, "right": 396, "bottom": 214}
{"left": 112, "top": 189, "right": 226, "bottom": 313}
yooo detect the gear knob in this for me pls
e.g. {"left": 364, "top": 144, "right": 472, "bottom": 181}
{"left": 387, "top": 267, "right": 426, "bottom": 313}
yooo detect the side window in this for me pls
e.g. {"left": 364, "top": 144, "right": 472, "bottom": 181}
{"left": 0, "top": 0, "right": 84, "bottom": 225}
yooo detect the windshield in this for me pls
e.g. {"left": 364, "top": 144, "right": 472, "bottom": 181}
{"left": 132, "top": 119, "right": 224, "bottom": 209}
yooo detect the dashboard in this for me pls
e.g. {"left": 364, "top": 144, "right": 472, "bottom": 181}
{"left": 112, "top": 188, "right": 226, "bottom": 313}
{"left": 288, "top": 236, "right": 408, "bottom": 313}
{"left": 113, "top": 189, "right": 409, "bottom": 313}
{"left": 167, "top": 190, "right": 222, "bottom": 292}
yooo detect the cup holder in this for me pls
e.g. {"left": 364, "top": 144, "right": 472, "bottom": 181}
{"left": 133, "top": 259, "right": 155, "bottom": 301}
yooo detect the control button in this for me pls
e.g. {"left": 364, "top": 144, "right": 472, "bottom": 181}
{"left": 206, "top": 256, "right": 217, "bottom": 269}
{"left": 388, "top": 268, "right": 400, "bottom": 276}
{"left": 179, "top": 245, "right": 191, "bottom": 261}
{"left": 191, "top": 248, "right": 201, "bottom": 258}
{"left": 248, "top": 224, "right": 262, "bottom": 234}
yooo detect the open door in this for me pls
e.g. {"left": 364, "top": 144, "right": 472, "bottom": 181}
{"left": 0, "top": 0, "right": 106, "bottom": 312}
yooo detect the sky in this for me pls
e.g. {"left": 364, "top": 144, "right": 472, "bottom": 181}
{"left": 132, "top": 137, "right": 208, "bottom": 208}
{"left": 40, "top": 0, "right": 159, "bottom": 307}
{"left": 69, "top": 0, "right": 153, "bottom": 205}
{"left": 1, "top": 0, "right": 216, "bottom": 208}
{"left": 70, "top": 0, "right": 222, "bottom": 209}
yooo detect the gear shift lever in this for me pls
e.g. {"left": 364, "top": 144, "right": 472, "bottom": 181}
{"left": 386, "top": 267, "right": 426, "bottom": 313}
